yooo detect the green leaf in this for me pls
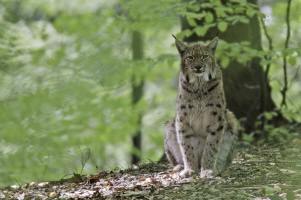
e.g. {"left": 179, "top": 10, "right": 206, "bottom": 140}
{"left": 220, "top": 56, "right": 230, "bottom": 68}
{"left": 264, "top": 186, "right": 275, "bottom": 196}
{"left": 205, "top": 12, "right": 214, "bottom": 23}
{"left": 187, "top": 17, "right": 197, "bottom": 27}
{"left": 264, "top": 185, "right": 282, "bottom": 197}
{"left": 211, "top": 0, "right": 222, "bottom": 6}
{"left": 264, "top": 111, "right": 277, "bottom": 120}
{"left": 235, "top": 7, "right": 245, "bottom": 14}
{"left": 286, "top": 191, "right": 295, "bottom": 200}
{"left": 257, "top": 11, "right": 266, "bottom": 19}
{"left": 268, "top": 194, "right": 284, "bottom": 200}
{"left": 246, "top": 8, "right": 256, "bottom": 17}
{"left": 215, "top": 7, "right": 226, "bottom": 17}
{"left": 194, "top": 26, "right": 208, "bottom": 36}
{"left": 239, "top": 17, "right": 249, "bottom": 23}
{"left": 288, "top": 56, "right": 297, "bottom": 66}
{"left": 182, "top": 29, "right": 193, "bottom": 37}
{"left": 217, "top": 22, "right": 228, "bottom": 32}
{"left": 186, "top": 12, "right": 205, "bottom": 20}
{"left": 230, "top": 0, "right": 246, "bottom": 3}
{"left": 187, "top": 4, "right": 201, "bottom": 12}
{"left": 274, "top": 185, "right": 281, "bottom": 193}
{"left": 242, "top": 133, "right": 254, "bottom": 142}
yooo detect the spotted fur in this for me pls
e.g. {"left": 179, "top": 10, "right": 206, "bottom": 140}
{"left": 164, "top": 36, "right": 238, "bottom": 178}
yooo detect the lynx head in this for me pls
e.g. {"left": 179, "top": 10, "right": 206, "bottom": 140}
{"left": 173, "top": 35, "right": 218, "bottom": 82}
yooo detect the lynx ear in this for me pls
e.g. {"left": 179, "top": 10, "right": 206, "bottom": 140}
{"left": 207, "top": 36, "right": 219, "bottom": 54}
{"left": 172, "top": 34, "right": 187, "bottom": 55}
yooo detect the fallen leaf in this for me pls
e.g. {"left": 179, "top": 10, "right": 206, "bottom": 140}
{"left": 49, "top": 191, "right": 57, "bottom": 197}
{"left": 103, "top": 181, "right": 113, "bottom": 186}
{"left": 99, "top": 171, "right": 107, "bottom": 175}
{"left": 29, "top": 182, "right": 36, "bottom": 187}
{"left": 88, "top": 176, "right": 100, "bottom": 184}
{"left": 37, "top": 182, "right": 49, "bottom": 187}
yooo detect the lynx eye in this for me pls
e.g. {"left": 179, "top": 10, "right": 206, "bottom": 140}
{"left": 186, "top": 56, "right": 194, "bottom": 61}
{"left": 202, "top": 55, "right": 210, "bottom": 60}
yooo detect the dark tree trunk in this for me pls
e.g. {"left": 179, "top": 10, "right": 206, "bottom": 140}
{"left": 181, "top": 0, "right": 277, "bottom": 138}
{"left": 131, "top": 31, "right": 144, "bottom": 164}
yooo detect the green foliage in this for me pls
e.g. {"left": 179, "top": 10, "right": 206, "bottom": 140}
{"left": 264, "top": 185, "right": 281, "bottom": 196}
{"left": 181, "top": 0, "right": 263, "bottom": 38}
{"left": 0, "top": 0, "right": 180, "bottom": 187}
{"left": 240, "top": 110, "right": 298, "bottom": 144}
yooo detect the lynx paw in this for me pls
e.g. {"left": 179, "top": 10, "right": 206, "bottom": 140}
{"left": 173, "top": 164, "right": 184, "bottom": 171}
{"left": 180, "top": 169, "right": 195, "bottom": 178}
{"left": 200, "top": 169, "right": 214, "bottom": 178}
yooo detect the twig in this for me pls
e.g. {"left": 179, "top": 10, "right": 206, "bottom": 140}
{"left": 260, "top": 17, "right": 274, "bottom": 140}
{"left": 235, "top": 160, "right": 301, "bottom": 164}
{"left": 241, "top": 192, "right": 257, "bottom": 198}
{"left": 76, "top": 141, "right": 91, "bottom": 174}
{"left": 13, "top": 176, "right": 21, "bottom": 187}
{"left": 260, "top": 18, "right": 273, "bottom": 79}
{"left": 222, "top": 186, "right": 263, "bottom": 190}
{"left": 220, "top": 184, "right": 299, "bottom": 190}
{"left": 281, "top": 0, "right": 292, "bottom": 107}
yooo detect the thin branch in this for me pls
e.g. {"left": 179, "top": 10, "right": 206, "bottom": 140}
{"left": 222, "top": 186, "right": 263, "bottom": 190}
{"left": 13, "top": 176, "right": 21, "bottom": 187}
{"left": 284, "top": 0, "right": 292, "bottom": 51}
{"left": 259, "top": 16, "right": 275, "bottom": 140}
{"left": 220, "top": 184, "right": 299, "bottom": 190}
{"left": 76, "top": 141, "right": 91, "bottom": 174}
{"left": 239, "top": 160, "right": 301, "bottom": 164}
{"left": 281, "top": 0, "right": 292, "bottom": 108}
{"left": 260, "top": 18, "right": 273, "bottom": 79}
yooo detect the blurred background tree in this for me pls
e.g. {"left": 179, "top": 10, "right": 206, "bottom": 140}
{"left": 0, "top": 0, "right": 300, "bottom": 187}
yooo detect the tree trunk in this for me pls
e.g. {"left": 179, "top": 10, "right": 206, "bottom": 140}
{"left": 131, "top": 30, "right": 144, "bottom": 164}
{"left": 181, "top": 0, "right": 277, "bottom": 138}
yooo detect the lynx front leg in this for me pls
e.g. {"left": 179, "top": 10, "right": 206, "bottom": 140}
{"left": 200, "top": 122, "right": 225, "bottom": 178}
{"left": 200, "top": 134, "right": 219, "bottom": 178}
{"left": 175, "top": 116, "right": 198, "bottom": 177}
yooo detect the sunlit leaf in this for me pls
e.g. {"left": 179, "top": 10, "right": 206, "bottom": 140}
{"left": 187, "top": 17, "right": 197, "bottom": 27}
{"left": 286, "top": 190, "right": 295, "bottom": 200}
{"left": 205, "top": 12, "right": 214, "bottom": 23}
{"left": 288, "top": 56, "right": 297, "bottom": 66}
{"left": 257, "top": 12, "right": 266, "bottom": 19}
{"left": 217, "top": 22, "right": 228, "bottom": 32}
{"left": 268, "top": 194, "right": 284, "bottom": 200}
{"left": 194, "top": 26, "right": 208, "bottom": 36}
{"left": 220, "top": 56, "right": 230, "bottom": 68}
{"left": 246, "top": 7, "right": 256, "bottom": 17}
{"left": 239, "top": 17, "right": 249, "bottom": 23}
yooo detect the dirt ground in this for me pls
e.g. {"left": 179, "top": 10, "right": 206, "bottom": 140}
{"left": 1, "top": 142, "right": 300, "bottom": 199}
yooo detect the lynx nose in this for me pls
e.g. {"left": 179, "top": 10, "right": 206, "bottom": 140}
{"left": 195, "top": 66, "right": 203, "bottom": 70}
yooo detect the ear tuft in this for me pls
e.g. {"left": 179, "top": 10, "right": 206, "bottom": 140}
{"left": 172, "top": 34, "right": 187, "bottom": 55}
{"left": 207, "top": 36, "right": 219, "bottom": 54}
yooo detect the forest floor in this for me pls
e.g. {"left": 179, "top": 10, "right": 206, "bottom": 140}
{"left": 1, "top": 142, "right": 301, "bottom": 200}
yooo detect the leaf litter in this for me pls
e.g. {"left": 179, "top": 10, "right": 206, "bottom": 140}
{"left": 0, "top": 143, "right": 300, "bottom": 199}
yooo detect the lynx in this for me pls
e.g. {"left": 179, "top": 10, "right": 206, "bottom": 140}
{"left": 164, "top": 36, "right": 238, "bottom": 178}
